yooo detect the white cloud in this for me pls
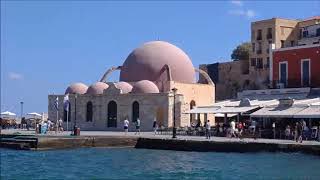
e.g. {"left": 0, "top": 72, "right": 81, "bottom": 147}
{"left": 228, "top": 9, "right": 256, "bottom": 18}
{"left": 231, "top": 0, "right": 243, "bottom": 6}
{"left": 246, "top": 10, "right": 256, "bottom": 18}
{"left": 8, "top": 72, "right": 23, "bottom": 80}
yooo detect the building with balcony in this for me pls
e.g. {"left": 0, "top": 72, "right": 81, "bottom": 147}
{"left": 200, "top": 16, "right": 319, "bottom": 101}
{"left": 249, "top": 18, "right": 299, "bottom": 89}
{"left": 271, "top": 44, "right": 320, "bottom": 88}
{"left": 298, "top": 16, "right": 320, "bottom": 46}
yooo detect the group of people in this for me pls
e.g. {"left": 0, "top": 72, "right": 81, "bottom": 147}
{"left": 35, "top": 119, "right": 64, "bottom": 134}
{"left": 215, "top": 121, "right": 245, "bottom": 138}
{"left": 123, "top": 117, "right": 158, "bottom": 135}
{"left": 285, "top": 120, "right": 313, "bottom": 143}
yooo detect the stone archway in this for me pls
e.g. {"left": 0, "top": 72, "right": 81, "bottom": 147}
{"left": 132, "top": 101, "right": 139, "bottom": 122}
{"left": 190, "top": 100, "right": 196, "bottom": 125}
{"left": 107, "top": 101, "right": 117, "bottom": 127}
{"left": 156, "top": 107, "right": 164, "bottom": 127}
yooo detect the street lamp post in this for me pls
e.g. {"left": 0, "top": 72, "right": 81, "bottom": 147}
{"left": 272, "top": 122, "right": 276, "bottom": 139}
{"left": 20, "top": 101, "right": 24, "bottom": 127}
{"left": 172, "top": 88, "right": 178, "bottom": 138}
{"left": 74, "top": 94, "right": 77, "bottom": 129}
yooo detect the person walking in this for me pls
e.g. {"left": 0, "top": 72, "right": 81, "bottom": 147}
{"left": 205, "top": 120, "right": 211, "bottom": 139}
{"left": 230, "top": 120, "right": 236, "bottom": 138}
{"left": 238, "top": 122, "right": 243, "bottom": 138}
{"left": 152, "top": 118, "right": 157, "bottom": 135}
{"left": 135, "top": 118, "right": 141, "bottom": 135}
{"left": 58, "top": 119, "right": 63, "bottom": 133}
{"left": 285, "top": 125, "right": 291, "bottom": 140}
{"left": 294, "top": 122, "right": 299, "bottom": 142}
{"left": 298, "top": 121, "right": 303, "bottom": 143}
{"left": 123, "top": 118, "right": 129, "bottom": 135}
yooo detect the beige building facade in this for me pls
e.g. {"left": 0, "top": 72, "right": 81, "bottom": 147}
{"left": 200, "top": 16, "right": 319, "bottom": 101}
{"left": 298, "top": 17, "right": 320, "bottom": 45}
{"left": 249, "top": 18, "right": 299, "bottom": 88}
{"left": 48, "top": 41, "right": 215, "bottom": 131}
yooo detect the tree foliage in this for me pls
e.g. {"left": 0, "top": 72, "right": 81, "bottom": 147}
{"left": 231, "top": 42, "right": 251, "bottom": 61}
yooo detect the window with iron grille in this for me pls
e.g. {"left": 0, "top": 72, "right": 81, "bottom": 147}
{"left": 251, "top": 58, "right": 256, "bottom": 67}
{"left": 256, "top": 58, "right": 263, "bottom": 69}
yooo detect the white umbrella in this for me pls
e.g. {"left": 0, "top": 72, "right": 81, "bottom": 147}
{"left": 1, "top": 111, "right": 16, "bottom": 116}
{"left": 27, "top": 112, "right": 42, "bottom": 117}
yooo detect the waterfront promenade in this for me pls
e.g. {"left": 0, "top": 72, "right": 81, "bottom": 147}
{"left": 2, "top": 129, "right": 320, "bottom": 146}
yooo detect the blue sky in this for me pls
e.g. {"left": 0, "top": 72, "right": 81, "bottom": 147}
{"left": 1, "top": 1, "right": 319, "bottom": 114}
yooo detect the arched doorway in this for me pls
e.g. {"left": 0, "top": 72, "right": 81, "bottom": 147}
{"left": 132, "top": 101, "right": 139, "bottom": 122}
{"left": 156, "top": 107, "right": 164, "bottom": 127}
{"left": 63, "top": 103, "right": 71, "bottom": 122}
{"left": 86, "top": 101, "right": 93, "bottom": 122}
{"left": 190, "top": 100, "right": 196, "bottom": 125}
{"left": 107, "top": 101, "right": 117, "bottom": 127}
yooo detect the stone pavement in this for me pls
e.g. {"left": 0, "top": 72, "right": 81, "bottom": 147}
{"left": 2, "top": 129, "right": 320, "bottom": 146}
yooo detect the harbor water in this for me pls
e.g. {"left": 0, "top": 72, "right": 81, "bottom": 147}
{"left": 1, "top": 148, "right": 320, "bottom": 179}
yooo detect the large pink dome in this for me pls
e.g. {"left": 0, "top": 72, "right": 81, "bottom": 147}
{"left": 86, "top": 82, "right": 109, "bottom": 95}
{"left": 65, "top": 83, "right": 88, "bottom": 95}
{"left": 120, "top": 41, "right": 195, "bottom": 83}
{"left": 131, "top": 80, "right": 159, "bottom": 94}
{"left": 115, "top": 82, "right": 133, "bottom": 94}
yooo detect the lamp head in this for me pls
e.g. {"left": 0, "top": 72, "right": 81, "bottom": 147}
{"left": 171, "top": 87, "right": 178, "bottom": 93}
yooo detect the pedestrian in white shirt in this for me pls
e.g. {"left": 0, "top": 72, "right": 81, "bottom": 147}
{"left": 230, "top": 120, "right": 236, "bottom": 138}
{"left": 206, "top": 120, "right": 211, "bottom": 139}
{"left": 124, "top": 118, "right": 129, "bottom": 135}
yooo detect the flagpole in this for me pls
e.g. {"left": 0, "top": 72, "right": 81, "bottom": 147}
{"left": 67, "top": 107, "right": 69, "bottom": 132}
{"left": 56, "top": 109, "right": 58, "bottom": 133}
{"left": 55, "top": 96, "right": 59, "bottom": 134}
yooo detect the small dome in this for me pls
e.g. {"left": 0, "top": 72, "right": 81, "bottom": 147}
{"left": 132, "top": 80, "right": 159, "bottom": 94}
{"left": 86, "top": 82, "right": 109, "bottom": 95}
{"left": 115, "top": 81, "right": 133, "bottom": 94}
{"left": 120, "top": 41, "right": 195, "bottom": 83}
{"left": 65, "top": 83, "right": 88, "bottom": 95}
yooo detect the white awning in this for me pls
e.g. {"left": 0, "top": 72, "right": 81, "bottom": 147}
{"left": 214, "top": 113, "right": 237, "bottom": 118}
{"left": 293, "top": 105, "right": 320, "bottom": 118}
{"left": 1, "top": 111, "right": 16, "bottom": 116}
{"left": 213, "top": 106, "right": 260, "bottom": 114}
{"left": 250, "top": 105, "right": 307, "bottom": 118}
{"left": 184, "top": 106, "right": 220, "bottom": 114}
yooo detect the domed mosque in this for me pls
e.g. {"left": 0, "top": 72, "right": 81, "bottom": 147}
{"left": 48, "top": 41, "right": 215, "bottom": 131}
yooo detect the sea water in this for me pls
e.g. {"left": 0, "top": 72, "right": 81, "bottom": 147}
{"left": 1, "top": 148, "right": 320, "bottom": 179}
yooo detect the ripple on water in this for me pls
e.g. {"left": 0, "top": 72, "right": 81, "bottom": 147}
{"left": 1, "top": 148, "right": 320, "bottom": 180}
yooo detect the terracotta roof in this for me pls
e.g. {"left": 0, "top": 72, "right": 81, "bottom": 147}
{"left": 120, "top": 41, "right": 196, "bottom": 84}
{"left": 303, "top": 16, "right": 320, "bottom": 21}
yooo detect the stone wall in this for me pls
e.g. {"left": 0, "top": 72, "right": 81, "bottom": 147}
{"left": 48, "top": 81, "right": 215, "bottom": 131}
{"left": 48, "top": 93, "right": 171, "bottom": 132}
{"left": 200, "top": 61, "right": 252, "bottom": 101}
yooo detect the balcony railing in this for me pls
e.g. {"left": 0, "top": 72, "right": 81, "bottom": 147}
{"left": 300, "top": 33, "right": 320, "bottom": 39}
{"left": 270, "top": 79, "right": 314, "bottom": 89}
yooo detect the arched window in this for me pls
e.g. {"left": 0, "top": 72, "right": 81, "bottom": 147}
{"left": 107, "top": 101, "right": 117, "bottom": 127}
{"left": 132, "top": 101, "right": 139, "bottom": 122}
{"left": 86, "top": 101, "right": 93, "bottom": 122}
{"left": 63, "top": 103, "right": 71, "bottom": 122}
{"left": 190, "top": 100, "right": 196, "bottom": 124}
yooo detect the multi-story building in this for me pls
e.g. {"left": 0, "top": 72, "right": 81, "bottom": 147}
{"left": 201, "top": 16, "right": 320, "bottom": 101}
{"left": 271, "top": 44, "right": 320, "bottom": 88}
{"left": 249, "top": 18, "right": 299, "bottom": 88}
{"left": 298, "top": 16, "right": 320, "bottom": 46}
